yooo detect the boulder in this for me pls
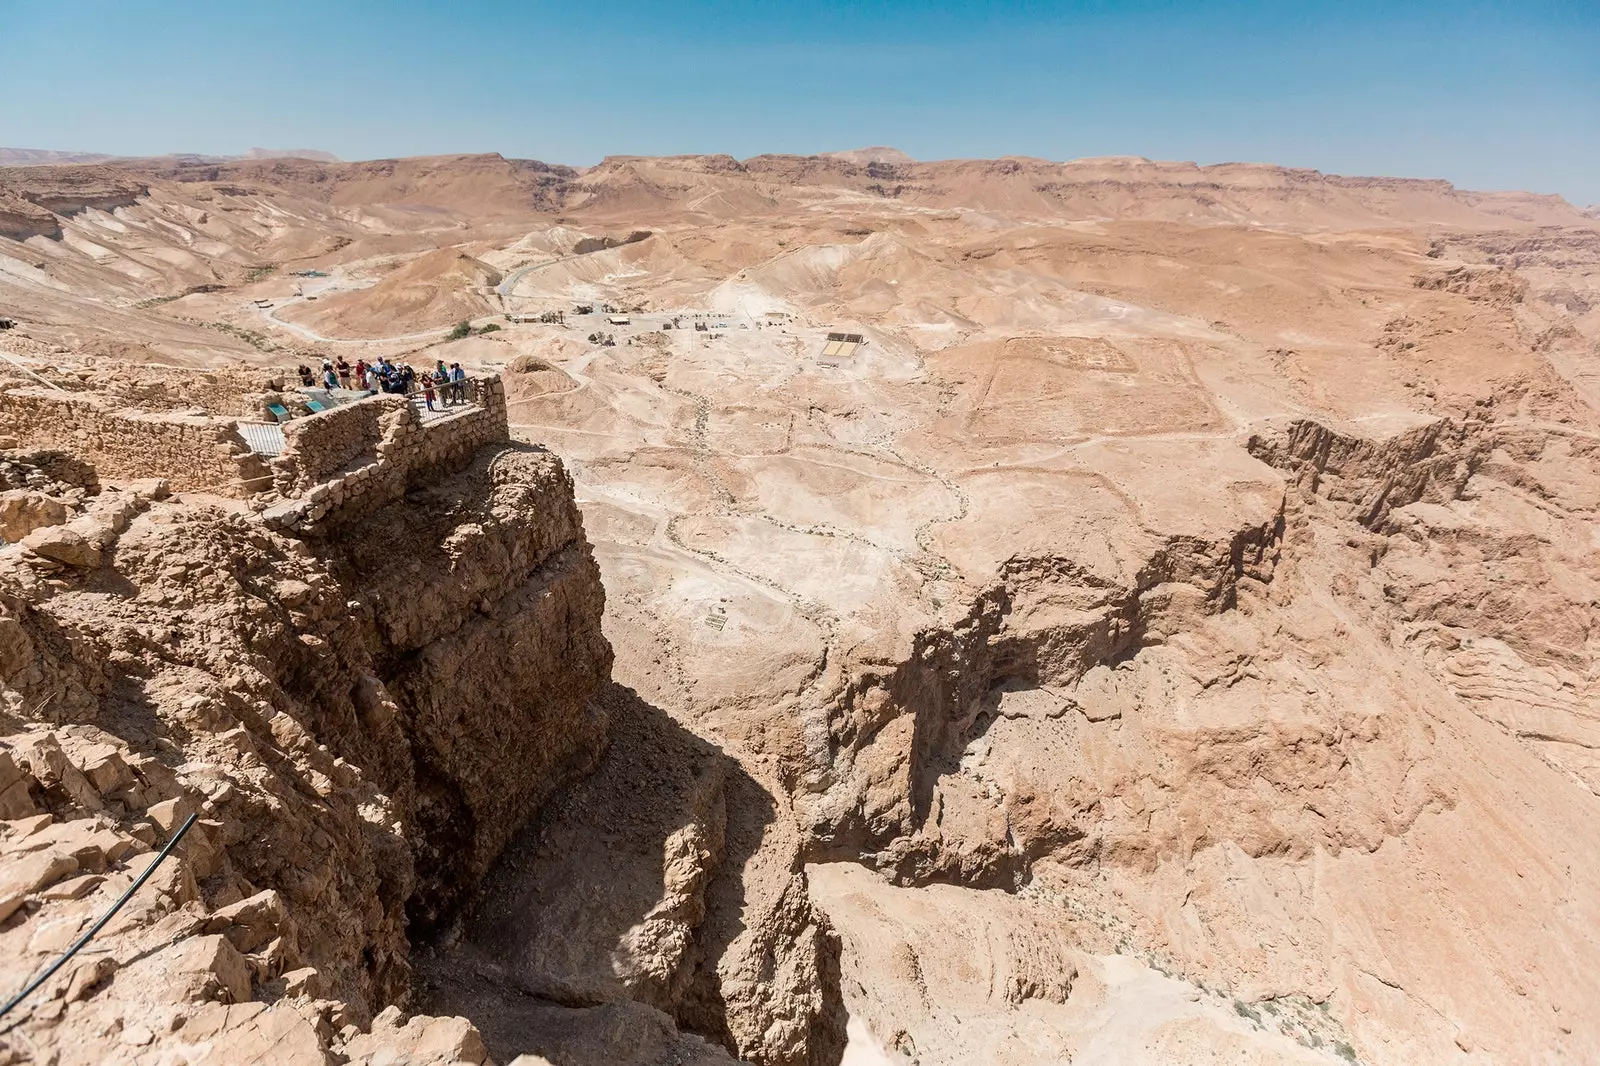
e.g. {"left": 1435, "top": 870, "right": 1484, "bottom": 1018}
{"left": 65, "top": 514, "right": 118, "bottom": 550}
{"left": 123, "top": 477, "right": 170, "bottom": 500}
{"left": 0, "top": 489, "right": 68, "bottom": 542}
{"left": 0, "top": 778, "right": 37, "bottom": 819}
{"left": 180, "top": 1001, "right": 334, "bottom": 1065}
{"left": 122, "top": 846, "right": 200, "bottom": 905}
{"left": 24, "top": 818, "right": 135, "bottom": 872}
{"left": 16, "top": 732, "right": 104, "bottom": 811}
{"left": 145, "top": 794, "right": 198, "bottom": 832}
{"left": 0, "top": 751, "right": 38, "bottom": 818}
{"left": 0, "top": 606, "right": 34, "bottom": 680}
{"left": 206, "top": 888, "right": 288, "bottom": 953}
{"left": 63, "top": 955, "right": 118, "bottom": 1002}
{"left": 77, "top": 744, "right": 134, "bottom": 795}
{"left": 343, "top": 1006, "right": 489, "bottom": 1065}
{"left": 281, "top": 966, "right": 323, "bottom": 998}
{"left": 169, "top": 933, "right": 253, "bottom": 1004}
{"left": 40, "top": 872, "right": 104, "bottom": 900}
{"left": 0, "top": 849, "right": 78, "bottom": 921}
{"left": 20, "top": 525, "right": 101, "bottom": 568}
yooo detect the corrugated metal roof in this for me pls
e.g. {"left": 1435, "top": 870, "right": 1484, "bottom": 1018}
{"left": 237, "top": 422, "right": 285, "bottom": 457}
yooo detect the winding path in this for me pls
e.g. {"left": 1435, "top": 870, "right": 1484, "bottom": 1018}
{"left": 495, "top": 256, "right": 564, "bottom": 299}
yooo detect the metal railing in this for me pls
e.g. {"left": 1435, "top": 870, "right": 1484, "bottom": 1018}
{"left": 277, "top": 372, "right": 487, "bottom": 420}
{"left": 400, "top": 374, "right": 478, "bottom": 416}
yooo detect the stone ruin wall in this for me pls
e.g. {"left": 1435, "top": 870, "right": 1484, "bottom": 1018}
{"left": 1, "top": 448, "right": 100, "bottom": 493}
{"left": 1, "top": 361, "right": 285, "bottom": 416}
{"left": 89, "top": 365, "right": 286, "bottom": 418}
{"left": 275, "top": 395, "right": 404, "bottom": 495}
{"left": 2, "top": 373, "right": 511, "bottom": 527}
{"left": 0, "top": 385, "right": 265, "bottom": 494}
{"left": 261, "top": 376, "right": 510, "bottom": 537}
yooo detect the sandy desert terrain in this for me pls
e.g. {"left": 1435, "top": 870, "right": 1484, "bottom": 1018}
{"left": 3, "top": 149, "right": 1599, "bottom": 1065}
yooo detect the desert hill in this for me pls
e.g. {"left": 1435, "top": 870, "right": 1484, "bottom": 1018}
{"left": 278, "top": 247, "right": 503, "bottom": 338}
{"left": 107, "top": 152, "right": 576, "bottom": 215}
{"left": 822, "top": 146, "right": 918, "bottom": 167}
{"left": 0, "top": 147, "right": 121, "bottom": 167}
{"left": 1, "top": 149, "right": 1599, "bottom": 1065}
{"left": 3, "top": 150, "right": 1591, "bottom": 357}
{"left": 0, "top": 146, "right": 341, "bottom": 166}
{"left": 567, "top": 151, "right": 1590, "bottom": 228}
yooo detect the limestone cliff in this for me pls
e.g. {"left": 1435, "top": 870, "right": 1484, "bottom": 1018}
{"left": 0, "top": 442, "right": 611, "bottom": 1062}
{"left": 782, "top": 395, "right": 1600, "bottom": 1064}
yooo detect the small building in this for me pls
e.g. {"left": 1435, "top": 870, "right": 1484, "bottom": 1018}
{"left": 821, "top": 332, "right": 864, "bottom": 359}
{"left": 607, "top": 315, "right": 631, "bottom": 326}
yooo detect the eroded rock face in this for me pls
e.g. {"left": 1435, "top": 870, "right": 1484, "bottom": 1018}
{"left": 807, "top": 862, "right": 1342, "bottom": 1066}
{"left": 420, "top": 684, "right": 846, "bottom": 1066}
{"left": 0, "top": 443, "right": 611, "bottom": 1063}
{"left": 780, "top": 396, "right": 1600, "bottom": 1065}
{"left": 5, "top": 150, "right": 1600, "bottom": 1066}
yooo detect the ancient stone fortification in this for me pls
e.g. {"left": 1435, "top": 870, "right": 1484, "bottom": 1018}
{"left": 0, "top": 385, "right": 265, "bottom": 494}
{"left": 0, "top": 414, "right": 611, "bottom": 1063}
{"left": 0, "top": 372, "right": 509, "bottom": 522}
{"left": 263, "top": 376, "right": 510, "bottom": 535}
{"left": 72, "top": 364, "right": 287, "bottom": 419}
{"left": 274, "top": 395, "right": 406, "bottom": 493}
{"left": 0, "top": 361, "right": 288, "bottom": 419}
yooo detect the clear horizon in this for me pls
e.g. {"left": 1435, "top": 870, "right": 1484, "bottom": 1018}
{"left": 4, "top": 0, "right": 1597, "bottom": 205}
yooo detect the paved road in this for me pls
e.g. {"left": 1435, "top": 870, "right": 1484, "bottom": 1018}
{"left": 496, "top": 257, "right": 562, "bottom": 299}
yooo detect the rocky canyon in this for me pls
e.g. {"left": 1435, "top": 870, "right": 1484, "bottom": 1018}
{"left": 0, "top": 149, "right": 1597, "bottom": 1065}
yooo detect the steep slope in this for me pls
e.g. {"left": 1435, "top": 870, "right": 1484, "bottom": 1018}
{"left": 0, "top": 441, "right": 614, "bottom": 1062}
{"left": 279, "top": 248, "right": 502, "bottom": 338}
{"left": 4, "top": 148, "right": 1600, "bottom": 1066}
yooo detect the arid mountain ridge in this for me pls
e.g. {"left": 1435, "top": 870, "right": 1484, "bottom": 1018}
{"left": 0, "top": 146, "right": 341, "bottom": 167}
{"left": 1, "top": 149, "right": 1592, "bottom": 238}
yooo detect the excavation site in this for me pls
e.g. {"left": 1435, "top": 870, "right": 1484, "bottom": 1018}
{"left": 0, "top": 144, "right": 1598, "bottom": 1066}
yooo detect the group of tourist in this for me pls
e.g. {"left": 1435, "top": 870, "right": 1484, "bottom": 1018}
{"left": 293, "top": 357, "right": 469, "bottom": 411}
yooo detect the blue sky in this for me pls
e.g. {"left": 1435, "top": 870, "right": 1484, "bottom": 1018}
{"left": 4, "top": 0, "right": 1597, "bottom": 204}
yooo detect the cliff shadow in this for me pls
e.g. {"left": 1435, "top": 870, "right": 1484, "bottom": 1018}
{"left": 413, "top": 681, "right": 812, "bottom": 1064}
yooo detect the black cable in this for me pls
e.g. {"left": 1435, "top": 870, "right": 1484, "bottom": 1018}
{"left": 0, "top": 812, "right": 199, "bottom": 1022}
